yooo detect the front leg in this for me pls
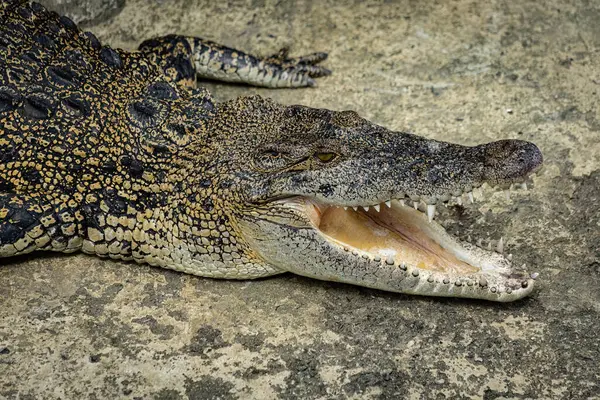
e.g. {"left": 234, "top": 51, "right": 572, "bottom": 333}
{"left": 139, "top": 35, "right": 331, "bottom": 89}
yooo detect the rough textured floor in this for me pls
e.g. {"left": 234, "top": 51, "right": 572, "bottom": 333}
{"left": 1, "top": 0, "right": 599, "bottom": 398}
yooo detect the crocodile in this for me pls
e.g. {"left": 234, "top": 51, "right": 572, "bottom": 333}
{"left": 0, "top": 0, "right": 543, "bottom": 302}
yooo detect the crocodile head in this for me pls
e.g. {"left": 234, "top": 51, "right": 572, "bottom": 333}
{"left": 204, "top": 95, "right": 543, "bottom": 301}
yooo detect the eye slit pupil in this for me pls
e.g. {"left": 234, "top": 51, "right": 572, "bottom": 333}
{"left": 265, "top": 150, "right": 280, "bottom": 157}
{"left": 316, "top": 152, "right": 336, "bottom": 162}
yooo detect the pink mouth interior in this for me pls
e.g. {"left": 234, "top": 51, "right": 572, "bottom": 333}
{"left": 311, "top": 202, "right": 480, "bottom": 275}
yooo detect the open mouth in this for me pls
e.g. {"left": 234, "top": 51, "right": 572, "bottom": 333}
{"left": 297, "top": 187, "right": 537, "bottom": 300}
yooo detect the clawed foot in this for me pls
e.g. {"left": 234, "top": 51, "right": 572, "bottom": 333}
{"left": 264, "top": 48, "right": 331, "bottom": 87}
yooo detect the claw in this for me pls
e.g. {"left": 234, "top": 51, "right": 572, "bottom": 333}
{"left": 295, "top": 52, "right": 329, "bottom": 65}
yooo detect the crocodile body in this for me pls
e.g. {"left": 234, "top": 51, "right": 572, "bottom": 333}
{"left": 0, "top": 0, "right": 543, "bottom": 301}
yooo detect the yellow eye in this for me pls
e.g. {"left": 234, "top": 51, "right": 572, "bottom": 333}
{"left": 315, "top": 152, "right": 336, "bottom": 163}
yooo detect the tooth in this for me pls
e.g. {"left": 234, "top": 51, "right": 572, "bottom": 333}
{"left": 521, "top": 263, "right": 526, "bottom": 270}
{"left": 456, "top": 196, "right": 462, "bottom": 205}
{"left": 427, "top": 204, "right": 436, "bottom": 222}
{"left": 374, "top": 204, "right": 380, "bottom": 212}
{"left": 352, "top": 206, "right": 358, "bottom": 211}
{"left": 467, "top": 235, "right": 472, "bottom": 243}
{"left": 477, "top": 238, "right": 483, "bottom": 247}
{"left": 413, "top": 201, "right": 419, "bottom": 210}
{"left": 385, "top": 200, "right": 392, "bottom": 208}
{"left": 363, "top": 206, "right": 369, "bottom": 211}
{"left": 385, "top": 255, "right": 394, "bottom": 265}
{"left": 399, "top": 199, "right": 405, "bottom": 207}
{"left": 507, "top": 253, "right": 513, "bottom": 261}
{"left": 497, "top": 237, "right": 504, "bottom": 253}
{"left": 487, "top": 242, "right": 492, "bottom": 251}
{"left": 468, "top": 191, "right": 474, "bottom": 203}
{"left": 521, "top": 182, "right": 528, "bottom": 190}
{"left": 343, "top": 206, "right": 348, "bottom": 210}
{"left": 504, "top": 190, "right": 511, "bottom": 200}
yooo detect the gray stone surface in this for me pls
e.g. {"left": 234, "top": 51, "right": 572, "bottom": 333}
{"left": 2, "top": 0, "right": 599, "bottom": 398}
{"left": 40, "top": 0, "right": 125, "bottom": 26}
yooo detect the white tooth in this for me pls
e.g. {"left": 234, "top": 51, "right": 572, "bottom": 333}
{"left": 413, "top": 201, "right": 419, "bottom": 210}
{"left": 363, "top": 206, "right": 369, "bottom": 211}
{"left": 352, "top": 206, "right": 358, "bottom": 211}
{"left": 468, "top": 191, "right": 474, "bottom": 203}
{"left": 521, "top": 182, "right": 528, "bottom": 190}
{"left": 477, "top": 238, "right": 483, "bottom": 247}
{"left": 385, "top": 255, "right": 394, "bottom": 265}
{"left": 467, "top": 235, "right": 472, "bottom": 243}
{"left": 385, "top": 200, "right": 392, "bottom": 208}
{"left": 507, "top": 253, "right": 513, "bottom": 261}
{"left": 427, "top": 204, "right": 436, "bottom": 222}
{"left": 521, "top": 263, "right": 526, "bottom": 270}
{"left": 374, "top": 204, "right": 380, "bottom": 212}
{"left": 504, "top": 190, "right": 511, "bottom": 200}
{"left": 456, "top": 196, "right": 462, "bottom": 206}
{"left": 343, "top": 206, "right": 348, "bottom": 210}
{"left": 487, "top": 242, "right": 492, "bottom": 251}
{"left": 497, "top": 237, "right": 504, "bottom": 254}
{"left": 399, "top": 199, "right": 405, "bottom": 207}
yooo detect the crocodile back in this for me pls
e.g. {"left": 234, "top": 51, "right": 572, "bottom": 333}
{"left": 0, "top": 0, "right": 214, "bottom": 199}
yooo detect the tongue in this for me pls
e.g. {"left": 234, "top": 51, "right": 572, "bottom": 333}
{"left": 318, "top": 206, "right": 478, "bottom": 274}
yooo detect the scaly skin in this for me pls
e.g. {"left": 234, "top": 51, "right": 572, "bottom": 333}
{"left": 0, "top": 0, "right": 543, "bottom": 301}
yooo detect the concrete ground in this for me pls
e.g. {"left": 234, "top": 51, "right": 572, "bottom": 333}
{"left": 2, "top": 0, "right": 599, "bottom": 398}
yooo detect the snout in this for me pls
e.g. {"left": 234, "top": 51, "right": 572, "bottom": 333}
{"left": 477, "top": 140, "right": 543, "bottom": 185}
